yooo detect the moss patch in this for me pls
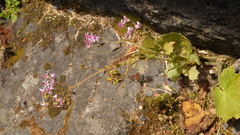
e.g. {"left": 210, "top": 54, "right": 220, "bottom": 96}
{"left": 2, "top": 47, "right": 25, "bottom": 68}
{"left": 59, "top": 75, "right": 66, "bottom": 83}
{"left": 62, "top": 45, "right": 72, "bottom": 55}
{"left": 47, "top": 83, "right": 71, "bottom": 118}
{"left": 126, "top": 93, "right": 182, "bottom": 134}
{"left": 42, "top": 62, "right": 52, "bottom": 70}
{"left": 47, "top": 75, "right": 71, "bottom": 118}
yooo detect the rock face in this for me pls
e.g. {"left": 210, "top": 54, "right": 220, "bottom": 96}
{"left": 0, "top": 3, "right": 179, "bottom": 134}
{"left": 78, "top": 0, "right": 240, "bottom": 58}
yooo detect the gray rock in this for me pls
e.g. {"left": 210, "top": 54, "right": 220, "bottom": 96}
{"left": 77, "top": 0, "right": 240, "bottom": 58}
{"left": 0, "top": 3, "right": 179, "bottom": 134}
{"left": 110, "top": 41, "right": 121, "bottom": 51}
{"left": 145, "top": 90, "right": 153, "bottom": 97}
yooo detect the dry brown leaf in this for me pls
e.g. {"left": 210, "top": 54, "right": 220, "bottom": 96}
{"left": 180, "top": 100, "right": 216, "bottom": 135}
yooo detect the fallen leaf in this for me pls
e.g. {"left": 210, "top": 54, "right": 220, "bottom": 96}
{"left": 180, "top": 100, "right": 216, "bottom": 135}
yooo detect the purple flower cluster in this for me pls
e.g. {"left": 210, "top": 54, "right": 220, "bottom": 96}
{"left": 85, "top": 32, "right": 99, "bottom": 49}
{"left": 39, "top": 73, "right": 63, "bottom": 108}
{"left": 53, "top": 94, "right": 63, "bottom": 108}
{"left": 134, "top": 21, "right": 141, "bottom": 29}
{"left": 118, "top": 15, "right": 141, "bottom": 38}
{"left": 126, "top": 27, "right": 133, "bottom": 38}
{"left": 118, "top": 15, "right": 130, "bottom": 27}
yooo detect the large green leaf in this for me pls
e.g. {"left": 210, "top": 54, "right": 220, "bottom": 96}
{"left": 213, "top": 66, "right": 240, "bottom": 121}
{"left": 140, "top": 35, "right": 160, "bottom": 56}
{"left": 157, "top": 32, "right": 193, "bottom": 58}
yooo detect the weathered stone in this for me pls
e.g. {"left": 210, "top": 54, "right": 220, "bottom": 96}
{"left": 77, "top": 0, "right": 240, "bottom": 58}
{"left": 0, "top": 2, "right": 180, "bottom": 134}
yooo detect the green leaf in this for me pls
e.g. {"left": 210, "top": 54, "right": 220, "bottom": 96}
{"left": 184, "top": 66, "right": 199, "bottom": 81}
{"left": 163, "top": 41, "right": 175, "bottom": 55}
{"left": 166, "top": 67, "right": 182, "bottom": 82}
{"left": 11, "top": 13, "right": 17, "bottom": 22}
{"left": 165, "top": 62, "right": 182, "bottom": 82}
{"left": 213, "top": 66, "right": 240, "bottom": 121}
{"left": 188, "top": 52, "right": 201, "bottom": 65}
{"left": 140, "top": 35, "right": 160, "bottom": 56}
{"left": 157, "top": 32, "right": 193, "bottom": 58}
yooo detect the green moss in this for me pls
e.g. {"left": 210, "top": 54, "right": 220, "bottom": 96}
{"left": 48, "top": 102, "right": 62, "bottom": 118}
{"left": 2, "top": 47, "right": 25, "bottom": 68}
{"left": 47, "top": 83, "right": 71, "bottom": 118}
{"left": 19, "top": 2, "right": 71, "bottom": 50}
{"left": 42, "top": 62, "right": 52, "bottom": 70}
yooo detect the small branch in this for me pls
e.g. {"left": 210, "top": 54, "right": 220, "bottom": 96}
{"left": 68, "top": 68, "right": 107, "bottom": 89}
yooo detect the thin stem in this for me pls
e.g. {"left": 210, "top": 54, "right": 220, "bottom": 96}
{"left": 68, "top": 68, "right": 108, "bottom": 89}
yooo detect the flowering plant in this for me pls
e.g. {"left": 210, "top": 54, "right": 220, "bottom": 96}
{"left": 118, "top": 16, "right": 141, "bottom": 38}
{"left": 85, "top": 32, "right": 99, "bottom": 49}
{"left": 84, "top": 15, "right": 141, "bottom": 49}
{"left": 39, "top": 73, "right": 66, "bottom": 108}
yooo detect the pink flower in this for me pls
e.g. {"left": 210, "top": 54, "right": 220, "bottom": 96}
{"left": 45, "top": 87, "right": 52, "bottom": 93}
{"left": 118, "top": 16, "right": 130, "bottom": 28}
{"left": 39, "top": 88, "right": 45, "bottom": 98}
{"left": 53, "top": 95, "right": 64, "bottom": 107}
{"left": 53, "top": 94, "right": 58, "bottom": 100}
{"left": 57, "top": 97, "right": 63, "bottom": 107}
{"left": 50, "top": 73, "right": 55, "bottom": 79}
{"left": 85, "top": 32, "right": 90, "bottom": 39}
{"left": 123, "top": 15, "right": 130, "bottom": 23}
{"left": 126, "top": 27, "right": 133, "bottom": 38}
{"left": 118, "top": 22, "right": 124, "bottom": 27}
{"left": 118, "top": 19, "right": 124, "bottom": 27}
{"left": 41, "top": 99, "right": 47, "bottom": 106}
{"left": 85, "top": 40, "right": 92, "bottom": 45}
{"left": 42, "top": 80, "right": 49, "bottom": 88}
{"left": 92, "top": 35, "right": 99, "bottom": 42}
{"left": 135, "top": 21, "right": 141, "bottom": 29}
{"left": 85, "top": 44, "right": 91, "bottom": 49}
{"left": 85, "top": 32, "right": 99, "bottom": 49}
{"left": 43, "top": 73, "right": 48, "bottom": 79}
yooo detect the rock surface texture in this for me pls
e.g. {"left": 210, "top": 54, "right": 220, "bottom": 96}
{"left": 78, "top": 0, "right": 240, "bottom": 58}
{"left": 0, "top": 2, "right": 179, "bottom": 134}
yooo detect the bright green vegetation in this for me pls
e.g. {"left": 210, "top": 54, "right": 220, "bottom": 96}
{"left": 213, "top": 66, "right": 240, "bottom": 121}
{"left": 0, "top": 0, "right": 20, "bottom": 22}
{"left": 138, "top": 32, "right": 201, "bottom": 82}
